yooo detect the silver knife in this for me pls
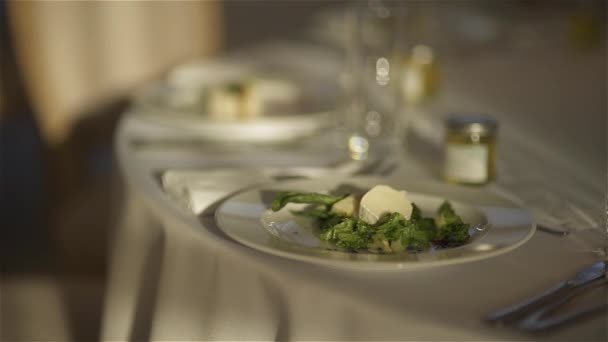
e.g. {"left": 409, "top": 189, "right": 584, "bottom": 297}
{"left": 486, "top": 261, "right": 606, "bottom": 323}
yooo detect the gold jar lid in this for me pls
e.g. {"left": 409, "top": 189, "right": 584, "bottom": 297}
{"left": 446, "top": 115, "right": 498, "bottom": 136}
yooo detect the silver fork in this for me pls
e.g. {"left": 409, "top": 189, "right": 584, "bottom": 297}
{"left": 486, "top": 261, "right": 606, "bottom": 324}
{"left": 517, "top": 279, "right": 607, "bottom": 332}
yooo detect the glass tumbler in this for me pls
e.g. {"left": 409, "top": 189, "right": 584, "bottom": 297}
{"left": 344, "top": 1, "right": 407, "bottom": 161}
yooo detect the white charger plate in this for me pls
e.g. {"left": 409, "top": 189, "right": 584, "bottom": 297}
{"left": 214, "top": 177, "right": 535, "bottom": 271}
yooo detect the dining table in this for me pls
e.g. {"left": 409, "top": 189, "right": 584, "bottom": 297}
{"left": 100, "top": 40, "right": 606, "bottom": 341}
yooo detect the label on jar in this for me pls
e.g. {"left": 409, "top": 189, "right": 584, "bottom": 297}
{"left": 444, "top": 144, "right": 489, "bottom": 183}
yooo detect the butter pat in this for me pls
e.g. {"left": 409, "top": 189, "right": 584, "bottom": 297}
{"left": 359, "top": 185, "right": 412, "bottom": 224}
{"left": 330, "top": 195, "right": 359, "bottom": 217}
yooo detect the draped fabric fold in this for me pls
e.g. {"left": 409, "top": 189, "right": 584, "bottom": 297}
{"left": 8, "top": 1, "right": 223, "bottom": 145}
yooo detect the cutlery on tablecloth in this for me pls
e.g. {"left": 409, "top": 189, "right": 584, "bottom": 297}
{"left": 486, "top": 261, "right": 606, "bottom": 324}
{"left": 536, "top": 223, "right": 570, "bottom": 236}
{"left": 262, "top": 155, "right": 392, "bottom": 180}
{"left": 516, "top": 278, "right": 607, "bottom": 332}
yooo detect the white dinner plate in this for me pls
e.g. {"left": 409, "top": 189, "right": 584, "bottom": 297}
{"left": 132, "top": 60, "right": 336, "bottom": 143}
{"left": 215, "top": 177, "right": 535, "bottom": 271}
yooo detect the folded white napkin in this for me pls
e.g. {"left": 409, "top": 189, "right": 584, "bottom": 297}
{"left": 162, "top": 169, "right": 272, "bottom": 215}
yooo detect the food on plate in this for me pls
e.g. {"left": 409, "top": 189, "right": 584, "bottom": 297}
{"left": 358, "top": 185, "right": 413, "bottom": 224}
{"left": 207, "top": 82, "right": 246, "bottom": 121}
{"left": 270, "top": 185, "right": 471, "bottom": 253}
{"left": 207, "top": 77, "right": 300, "bottom": 121}
{"left": 330, "top": 194, "right": 359, "bottom": 216}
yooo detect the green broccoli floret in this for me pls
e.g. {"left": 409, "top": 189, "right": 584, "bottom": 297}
{"left": 398, "top": 222, "right": 433, "bottom": 250}
{"left": 374, "top": 212, "right": 407, "bottom": 241}
{"left": 435, "top": 222, "right": 470, "bottom": 247}
{"left": 410, "top": 203, "right": 422, "bottom": 221}
{"left": 409, "top": 204, "right": 437, "bottom": 241}
{"left": 319, "top": 217, "right": 369, "bottom": 250}
{"left": 371, "top": 212, "right": 436, "bottom": 251}
{"left": 434, "top": 201, "right": 469, "bottom": 247}
{"left": 437, "top": 201, "right": 461, "bottom": 226}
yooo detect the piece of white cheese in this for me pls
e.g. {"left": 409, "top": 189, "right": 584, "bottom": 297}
{"left": 207, "top": 85, "right": 244, "bottom": 121}
{"left": 358, "top": 185, "right": 413, "bottom": 224}
{"left": 244, "top": 78, "right": 300, "bottom": 118}
{"left": 330, "top": 195, "right": 359, "bottom": 217}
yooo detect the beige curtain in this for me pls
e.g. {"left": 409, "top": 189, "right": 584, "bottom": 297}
{"left": 9, "top": 0, "right": 223, "bottom": 144}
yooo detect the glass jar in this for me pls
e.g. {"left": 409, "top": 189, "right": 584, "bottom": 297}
{"left": 443, "top": 115, "right": 497, "bottom": 185}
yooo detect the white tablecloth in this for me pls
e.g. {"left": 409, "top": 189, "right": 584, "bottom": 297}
{"left": 101, "top": 42, "right": 606, "bottom": 341}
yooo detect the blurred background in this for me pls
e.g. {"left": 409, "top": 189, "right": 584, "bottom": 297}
{"left": 1, "top": 2, "right": 335, "bottom": 340}
{"left": 1, "top": 1, "right": 605, "bottom": 341}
